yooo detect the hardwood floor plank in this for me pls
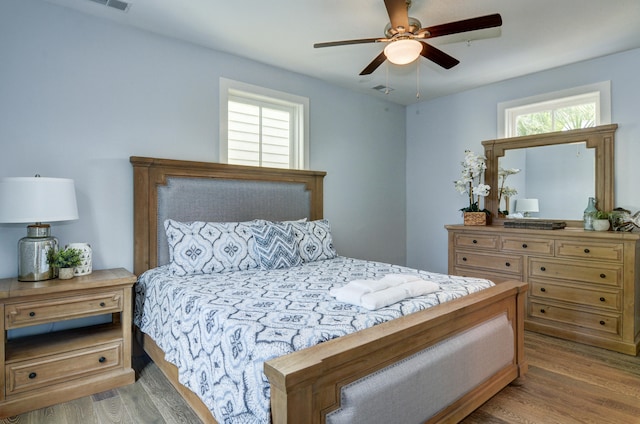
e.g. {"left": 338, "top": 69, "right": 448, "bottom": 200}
{"left": 93, "top": 390, "right": 134, "bottom": 423}
{"left": 117, "top": 377, "right": 167, "bottom": 424}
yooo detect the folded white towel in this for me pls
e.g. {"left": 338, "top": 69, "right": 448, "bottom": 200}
{"left": 330, "top": 275, "right": 440, "bottom": 310}
{"left": 380, "top": 274, "right": 422, "bottom": 286}
{"left": 402, "top": 280, "right": 440, "bottom": 297}
{"left": 349, "top": 279, "right": 390, "bottom": 292}
{"left": 360, "top": 286, "right": 409, "bottom": 310}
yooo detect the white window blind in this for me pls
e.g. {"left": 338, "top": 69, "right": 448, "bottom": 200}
{"left": 220, "top": 78, "right": 309, "bottom": 170}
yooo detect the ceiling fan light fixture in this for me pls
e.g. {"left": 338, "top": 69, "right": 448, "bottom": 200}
{"left": 384, "top": 39, "right": 422, "bottom": 65}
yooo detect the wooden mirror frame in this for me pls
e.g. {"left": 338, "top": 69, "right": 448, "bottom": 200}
{"left": 482, "top": 123, "right": 617, "bottom": 226}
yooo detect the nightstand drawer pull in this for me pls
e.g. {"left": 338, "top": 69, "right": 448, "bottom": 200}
{"left": 600, "top": 297, "right": 606, "bottom": 302}
{"left": 29, "top": 311, "right": 35, "bottom": 317}
{"left": 540, "top": 287, "right": 546, "bottom": 292}
{"left": 600, "top": 273, "right": 606, "bottom": 278}
{"left": 540, "top": 309, "right": 546, "bottom": 313}
{"left": 100, "top": 302, "right": 106, "bottom": 307}
{"left": 522, "top": 243, "right": 528, "bottom": 248}
{"left": 600, "top": 320, "right": 606, "bottom": 326}
{"left": 472, "top": 239, "right": 478, "bottom": 244}
{"left": 462, "top": 257, "right": 467, "bottom": 261}
{"left": 505, "top": 262, "right": 511, "bottom": 267}
{"left": 28, "top": 372, "right": 37, "bottom": 379}
{"left": 540, "top": 266, "right": 546, "bottom": 271}
{"left": 99, "top": 356, "right": 107, "bottom": 363}
{"left": 584, "top": 248, "right": 590, "bottom": 253}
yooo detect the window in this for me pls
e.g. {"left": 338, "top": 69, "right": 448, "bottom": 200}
{"left": 498, "top": 81, "right": 611, "bottom": 138}
{"left": 220, "top": 78, "right": 309, "bottom": 169}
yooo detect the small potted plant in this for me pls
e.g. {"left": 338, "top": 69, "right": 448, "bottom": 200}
{"left": 593, "top": 210, "right": 611, "bottom": 231}
{"left": 47, "top": 247, "right": 83, "bottom": 279}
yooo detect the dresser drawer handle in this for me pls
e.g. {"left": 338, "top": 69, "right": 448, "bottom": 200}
{"left": 505, "top": 262, "right": 511, "bottom": 267}
{"left": 462, "top": 257, "right": 467, "bottom": 261}
{"left": 99, "top": 356, "right": 107, "bottom": 363}
{"left": 522, "top": 243, "right": 528, "bottom": 248}
{"left": 584, "top": 248, "right": 590, "bottom": 254}
{"left": 600, "top": 273, "right": 606, "bottom": 279}
{"left": 600, "top": 297, "right": 606, "bottom": 302}
{"left": 100, "top": 302, "right": 106, "bottom": 307}
{"left": 28, "top": 372, "right": 37, "bottom": 379}
{"left": 540, "top": 287, "right": 546, "bottom": 292}
{"left": 472, "top": 239, "right": 478, "bottom": 244}
{"left": 29, "top": 311, "right": 36, "bottom": 317}
{"left": 540, "top": 266, "right": 546, "bottom": 272}
{"left": 540, "top": 309, "right": 546, "bottom": 314}
{"left": 599, "top": 320, "right": 605, "bottom": 326}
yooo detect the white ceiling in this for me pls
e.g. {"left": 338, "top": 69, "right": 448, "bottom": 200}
{"left": 42, "top": 0, "right": 640, "bottom": 105}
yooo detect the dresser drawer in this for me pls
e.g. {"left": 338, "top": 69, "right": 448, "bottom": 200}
{"left": 454, "top": 233, "right": 499, "bottom": 250}
{"left": 6, "top": 342, "right": 122, "bottom": 396}
{"left": 529, "top": 301, "right": 620, "bottom": 337}
{"left": 5, "top": 291, "right": 123, "bottom": 329}
{"left": 529, "top": 280, "right": 621, "bottom": 311}
{"left": 450, "top": 267, "right": 516, "bottom": 284}
{"left": 555, "top": 240, "right": 624, "bottom": 262}
{"left": 501, "top": 237, "right": 554, "bottom": 255}
{"left": 529, "top": 258, "right": 622, "bottom": 287}
{"left": 455, "top": 251, "right": 522, "bottom": 274}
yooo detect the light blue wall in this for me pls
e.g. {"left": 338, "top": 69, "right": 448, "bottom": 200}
{"left": 0, "top": 0, "right": 407, "bottom": 279}
{"left": 407, "top": 48, "right": 640, "bottom": 273}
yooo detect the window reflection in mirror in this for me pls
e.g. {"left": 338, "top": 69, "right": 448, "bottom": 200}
{"left": 499, "top": 142, "right": 595, "bottom": 220}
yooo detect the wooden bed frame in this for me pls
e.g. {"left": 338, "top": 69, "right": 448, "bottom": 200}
{"left": 130, "top": 156, "right": 528, "bottom": 424}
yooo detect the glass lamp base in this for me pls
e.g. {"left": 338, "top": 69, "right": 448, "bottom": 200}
{"left": 18, "top": 224, "right": 58, "bottom": 282}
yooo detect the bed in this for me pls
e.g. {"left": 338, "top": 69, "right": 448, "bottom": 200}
{"left": 130, "top": 156, "right": 528, "bottom": 424}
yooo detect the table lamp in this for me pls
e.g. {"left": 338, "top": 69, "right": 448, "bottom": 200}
{"left": 0, "top": 176, "right": 78, "bottom": 281}
{"left": 516, "top": 198, "right": 539, "bottom": 218}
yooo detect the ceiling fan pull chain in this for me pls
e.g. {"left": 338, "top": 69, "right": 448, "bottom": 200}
{"left": 416, "top": 61, "right": 421, "bottom": 99}
{"left": 385, "top": 62, "right": 390, "bottom": 95}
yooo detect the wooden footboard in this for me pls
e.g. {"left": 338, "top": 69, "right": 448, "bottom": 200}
{"left": 137, "top": 280, "right": 526, "bottom": 424}
{"left": 264, "top": 280, "right": 528, "bottom": 424}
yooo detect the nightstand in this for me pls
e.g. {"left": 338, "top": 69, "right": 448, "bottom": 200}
{"left": 0, "top": 268, "right": 137, "bottom": 417}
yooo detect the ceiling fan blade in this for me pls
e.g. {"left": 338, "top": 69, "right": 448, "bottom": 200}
{"left": 314, "top": 38, "right": 386, "bottom": 48}
{"left": 418, "top": 13, "right": 502, "bottom": 38}
{"left": 359, "top": 51, "right": 387, "bottom": 75}
{"left": 420, "top": 42, "right": 459, "bottom": 69}
{"left": 384, "top": 0, "right": 409, "bottom": 31}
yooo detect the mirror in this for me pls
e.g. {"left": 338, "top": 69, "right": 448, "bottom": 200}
{"left": 482, "top": 124, "right": 617, "bottom": 226}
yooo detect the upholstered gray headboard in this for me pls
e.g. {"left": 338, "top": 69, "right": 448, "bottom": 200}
{"left": 131, "top": 156, "right": 326, "bottom": 275}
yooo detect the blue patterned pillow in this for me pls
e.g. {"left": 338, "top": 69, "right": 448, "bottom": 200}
{"left": 289, "top": 219, "right": 337, "bottom": 262}
{"left": 164, "top": 219, "right": 263, "bottom": 276}
{"left": 250, "top": 223, "right": 303, "bottom": 270}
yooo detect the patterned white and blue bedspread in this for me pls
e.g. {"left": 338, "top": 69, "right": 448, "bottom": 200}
{"left": 134, "top": 256, "right": 494, "bottom": 423}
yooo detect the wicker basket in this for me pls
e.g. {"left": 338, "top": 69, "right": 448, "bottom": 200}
{"left": 463, "top": 212, "right": 487, "bottom": 226}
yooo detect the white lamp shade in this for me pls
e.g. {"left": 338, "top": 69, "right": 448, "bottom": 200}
{"left": 0, "top": 177, "right": 79, "bottom": 223}
{"left": 384, "top": 39, "right": 422, "bottom": 65}
{"left": 516, "top": 198, "right": 539, "bottom": 213}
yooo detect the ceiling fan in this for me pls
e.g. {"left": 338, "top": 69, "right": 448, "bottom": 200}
{"left": 314, "top": 0, "right": 502, "bottom": 75}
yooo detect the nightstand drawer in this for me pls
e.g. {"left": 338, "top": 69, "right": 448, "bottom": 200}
{"left": 6, "top": 342, "right": 122, "bottom": 396}
{"left": 529, "top": 258, "right": 622, "bottom": 287}
{"left": 501, "top": 237, "right": 554, "bottom": 255}
{"left": 529, "top": 301, "right": 620, "bottom": 337}
{"left": 5, "top": 291, "right": 123, "bottom": 329}
{"left": 455, "top": 251, "right": 522, "bottom": 274}
{"left": 529, "top": 280, "right": 620, "bottom": 311}
{"left": 454, "top": 233, "right": 499, "bottom": 250}
{"left": 555, "top": 240, "right": 624, "bottom": 262}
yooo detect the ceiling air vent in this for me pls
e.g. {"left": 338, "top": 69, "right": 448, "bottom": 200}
{"left": 88, "top": 0, "right": 131, "bottom": 12}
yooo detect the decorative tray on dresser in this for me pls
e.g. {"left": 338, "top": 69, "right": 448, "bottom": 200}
{"left": 446, "top": 225, "right": 640, "bottom": 355}
{"left": 0, "top": 268, "right": 137, "bottom": 417}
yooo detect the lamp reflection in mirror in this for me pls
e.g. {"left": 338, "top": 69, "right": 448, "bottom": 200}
{"left": 0, "top": 176, "right": 78, "bottom": 281}
{"left": 516, "top": 198, "right": 539, "bottom": 218}
{"left": 384, "top": 39, "right": 422, "bottom": 65}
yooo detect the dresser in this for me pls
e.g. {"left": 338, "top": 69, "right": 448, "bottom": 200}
{"left": 0, "top": 268, "right": 136, "bottom": 417}
{"left": 446, "top": 225, "right": 640, "bottom": 355}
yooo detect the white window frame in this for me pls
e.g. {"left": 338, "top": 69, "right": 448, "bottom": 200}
{"left": 220, "top": 78, "right": 309, "bottom": 169}
{"left": 497, "top": 81, "right": 611, "bottom": 138}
